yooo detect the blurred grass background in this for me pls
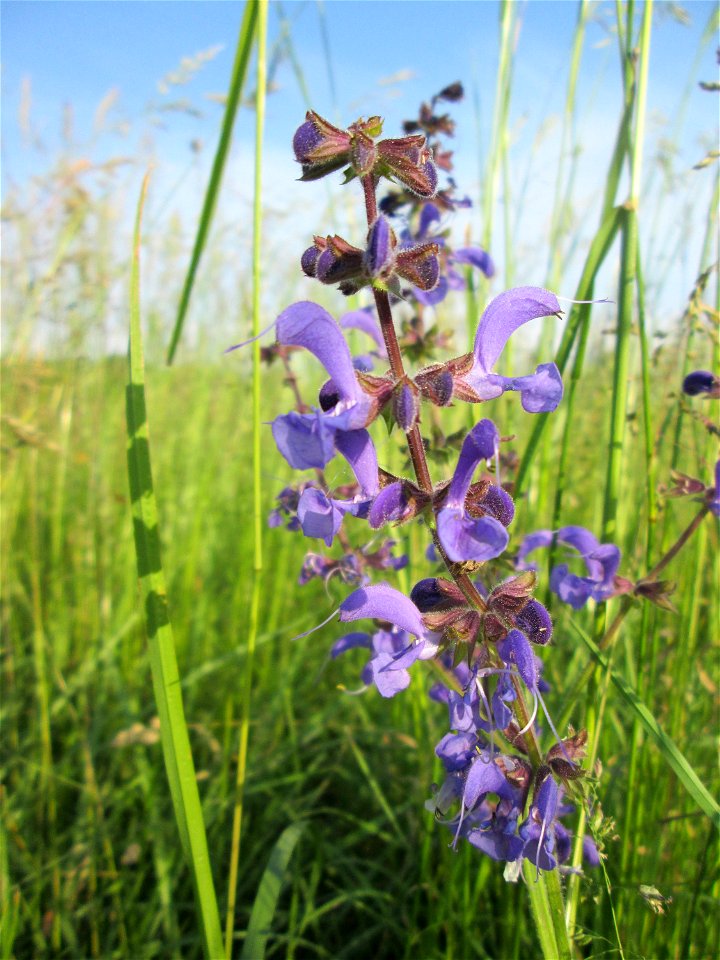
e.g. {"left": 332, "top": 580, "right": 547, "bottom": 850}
{"left": 2, "top": 1, "right": 719, "bottom": 957}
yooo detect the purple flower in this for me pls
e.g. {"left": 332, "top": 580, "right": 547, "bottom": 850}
{"left": 516, "top": 526, "right": 621, "bottom": 609}
{"left": 407, "top": 203, "right": 495, "bottom": 306}
{"left": 336, "top": 583, "right": 439, "bottom": 697}
{"left": 436, "top": 420, "right": 511, "bottom": 562}
{"left": 271, "top": 302, "right": 383, "bottom": 470}
{"left": 711, "top": 461, "right": 720, "bottom": 517}
{"left": 339, "top": 306, "right": 388, "bottom": 370}
{"left": 296, "top": 429, "right": 380, "bottom": 546}
{"left": 453, "top": 287, "right": 563, "bottom": 413}
{"left": 682, "top": 370, "right": 720, "bottom": 398}
{"left": 519, "top": 774, "right": 561, "bottom": 871}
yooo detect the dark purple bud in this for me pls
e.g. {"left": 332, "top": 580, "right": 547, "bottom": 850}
{"left": 547, "top": 730, "right": 588, "bottom": 780}
{"left": 364, "top": 216, "right": 397, "bottom": 279}
{"left": 293, "top": 111, "right": 352, "bottom": 181}
{"left": 315, "top": 235, "right": 365, "bottom": 285}
{"left": 410, "top": 577, "right": 466, "bottom": 613}
{"left": 436, "top": 82, "right": 464, "bottom": 103}
{"left": 395, "top": 242, "right": 440, "bottom": 291}
{"left": 368, "top": 479, "right": 430, "bottom": 528}
{"left": 301, "top": 237, "right": 325, "bottom": 277}
{"left": 682, "top": 369, "right": 720, "bottom": 398}
{"left": 377, "top": 136, "right": 439, "bottom": 198}
{"left": 415, "top": 364, "right": 455, "bottom": 406}
{"left": 515, "top": 599, "right": 552, "bottom": 645}
{"left": 466, "top": 482, "right": 515, "bottom": 528}
{"left": 392, "top": 379, "right": 420, "bottom": 432}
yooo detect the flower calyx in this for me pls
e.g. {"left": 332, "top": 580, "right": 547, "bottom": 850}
{"left": 293, "top": 111, "right": 438, "bottom": 198}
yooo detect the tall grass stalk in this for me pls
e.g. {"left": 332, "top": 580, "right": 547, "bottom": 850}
{"left": 126, "top": 173, "right": 224, "bottom": 959}
{"left": 167, "top": 1, "right": 259, "bottom": 365}
{"left": 225, "top": 4, "right": 268, "bottom": 955}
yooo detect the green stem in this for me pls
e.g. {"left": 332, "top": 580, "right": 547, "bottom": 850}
{"left": 225, "top": 6, "right": 268, "bottom": 956}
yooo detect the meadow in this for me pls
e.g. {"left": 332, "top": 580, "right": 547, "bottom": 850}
{"left": 2, "top": 2, "right": 719, "bottom": 958}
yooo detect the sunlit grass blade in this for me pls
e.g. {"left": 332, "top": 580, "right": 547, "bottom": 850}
{"left": 569, "top": 619, "right": 720, "bottom": 830}
{"left": 515, "top": 203, "right": 622, "bottom": 497}
{"left": 166, "top": 1, "right": 259, "bottom": 364}
{"left": 126, "top": 173, "right": 224, "bottom": 958}
{"left": 225, "top": 3, "right": 268, "bottom": 956}
{"left": 240, "top": 822, "right": 305, "bottom": 960}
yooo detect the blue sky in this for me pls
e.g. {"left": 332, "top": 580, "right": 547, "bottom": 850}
{"left": 2, "top": 1, "right": 718, "bottom": 352}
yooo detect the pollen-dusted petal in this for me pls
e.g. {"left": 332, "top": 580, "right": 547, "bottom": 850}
{"left": 395, "top": 242, "right": 440, "bottom": 290}
{"left": 472, "top": 287, "right": 561, "bottom": 375}
{"left": 276, "top": 301, "right": 361, "bottom": 405}
{"left": 339, "top": 583, "right": 425, "bottom": 638}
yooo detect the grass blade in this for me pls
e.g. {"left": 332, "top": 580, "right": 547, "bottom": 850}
{"left": 166, "top": 2, "right": 259, "bottom": 364}
{"left": 240, "top": 823, "right": 304, "bottom": 960}
{"left": 126, "top": 172, "right": 224, "bottom": 958}
{"left": 569, "top": 619, "right": 720, "bottom": 830}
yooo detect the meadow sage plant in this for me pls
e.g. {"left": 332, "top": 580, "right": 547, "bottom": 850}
{"left": 250, "top": 86, "right": 603, "bottom": 882}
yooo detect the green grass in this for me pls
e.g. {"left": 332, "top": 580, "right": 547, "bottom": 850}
{"left": 2, "top": 2, "right": 719, "bottom": 957}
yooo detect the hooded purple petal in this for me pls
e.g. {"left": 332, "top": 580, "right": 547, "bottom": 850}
{"left": 446, "top": 420, "right": 500, "bottom": 506}
{"left": 436, "top": 732, "right": 477, "bottom": 771}
{"left": 464, "top": 756, "right": 511, "bottom": 810}
{"left": 472, "top": 287, "right": 562, "bottom": 374}
{"left": 339, "top": 583, "right": 425, "bottom": 637}
{"left": 276, "top": 301, "right": 362, "bottom": 405}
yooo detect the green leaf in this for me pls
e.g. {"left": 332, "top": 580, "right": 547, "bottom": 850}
{"left": 126, "top": 173, "right": 224, "bottom": 959}
{"left": 240, "top": 823, "right": 305, "bottom": 960}
{"left": 167, "top": 2, "right": 259, "bottom": 364}
{"left": 570, "top": 619, "right": 720, "bottom": 830}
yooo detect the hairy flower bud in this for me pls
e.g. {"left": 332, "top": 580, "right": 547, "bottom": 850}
{"left": 294, "top": 111, "right": 353, "bottom": 181}
{"left": 392, "top": 379, "right": 421, "bottom": 432}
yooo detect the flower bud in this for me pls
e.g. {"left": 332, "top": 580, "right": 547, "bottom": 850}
{"left": 415, "top": 364, "right": 455, "bottom": 406}
{"left": 392, "top": 379, "right": 421, "bottom": 432}
{"left": 364, "top": 216, "right": 397, "bottom": 280}
{"left": 293, "top": 111, "right": 352, "bottom": 181}
{"left": 394, "top": 242, "right": 440, "bottom": 291}
{"left": 315, "top": 235, "right": 365, "bottom": 286}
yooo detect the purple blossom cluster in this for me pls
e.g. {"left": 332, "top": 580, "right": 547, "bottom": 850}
{"left": 250, "top": 87, "right": 613, "bottom": 877}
